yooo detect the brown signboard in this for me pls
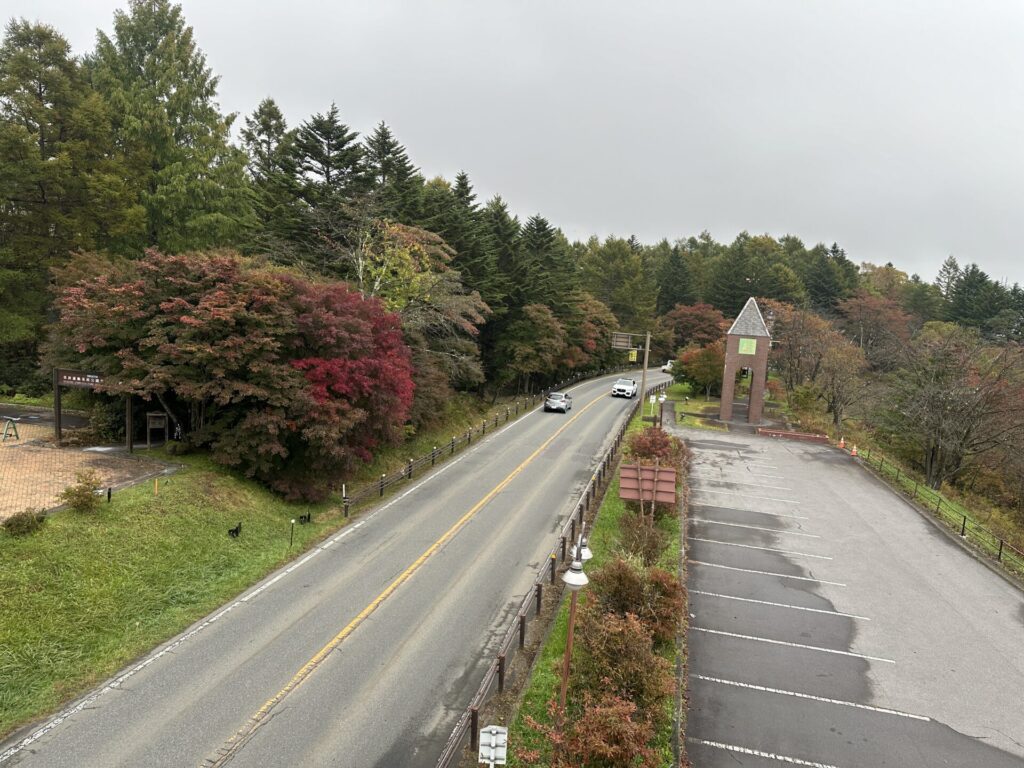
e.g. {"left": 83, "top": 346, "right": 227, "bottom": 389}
{"left": 56, "top": 369, "right": 105, "bottom": 389}
{"left": 611, "top": 332, "right": 635, "bottom": 350}
{"left": 619, "top": 463, "right": 677, "bottom": 505}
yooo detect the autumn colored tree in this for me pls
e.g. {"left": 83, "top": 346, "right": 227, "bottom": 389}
{"left": 815, "top": 334, "right": 869, "bottom": 429}
{"left": 677, "top": 340, "right": 726, "bottom": 399}
{"left": 588, "top": 557, "right": 684, "bottom": 645}
{"left": 760, "top": 299, "right": 834, "bottom": 391}
{"left": 836, "top": 291, "right": 912, "bottom": 371}
{"left": 882, "top": 323, "right": 1024, "bottom": 489}
{"left": 663, "top": 302, "right": 727, "bottom": 351}
{"left": 48, "top": 249, "right": 413, "bottom": 500}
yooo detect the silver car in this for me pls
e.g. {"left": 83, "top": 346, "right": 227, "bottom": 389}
{"left": 544, "top": 392, "right": 573, "bottom": 413}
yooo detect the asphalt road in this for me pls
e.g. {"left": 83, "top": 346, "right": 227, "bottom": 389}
{"left": 681, "top": 428, "right": 1024, "bottom": 767}
{"left": 1, "top": 372, "right": 669, "bottom": 768}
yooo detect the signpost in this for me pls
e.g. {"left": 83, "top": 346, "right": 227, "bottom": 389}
{"left": 53, "top": 369, "right": 105, "bottom": 446}
{"left": 610, "top": 330, "right": 651, "bottom": 401}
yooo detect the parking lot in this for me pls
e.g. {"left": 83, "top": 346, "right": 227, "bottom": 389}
{"left": 680, "top": 430, "right": 1024, "bottom": 767}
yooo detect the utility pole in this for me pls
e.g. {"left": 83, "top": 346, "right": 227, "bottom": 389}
{"left": 638, "top": 331, "right": 651, "bottom": 402}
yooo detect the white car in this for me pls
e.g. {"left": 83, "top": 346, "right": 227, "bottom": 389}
{"left": 611, "top": 378, "right": 638, "bottom": 398}
{"left": 660, "top": 360, "right": 674, "bottom": 373}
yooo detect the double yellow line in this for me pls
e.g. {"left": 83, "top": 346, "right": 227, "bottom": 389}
{"left": 206, "top": 392, "right": 607, "bottom": 765}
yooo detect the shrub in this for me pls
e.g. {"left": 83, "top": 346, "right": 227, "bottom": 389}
{"left": 565, "top": 692, "right": 659, "bottom": 768}
{"left": 4, "top": 508, "right": 46, "bottom": 536}
{"left": 625, "top": 426, "right": 690, "bottom": 474}
{"left": 58, "top": 470, "right": 103, "bottom": 513}
{"left": 589, "top": 557, "right": 685, "bottom": 646}
{"left": 618, "top": 510, "right": 667, "bottom": 566}
{"left": 575, "top": 608, "right": 674, "bottom": 717}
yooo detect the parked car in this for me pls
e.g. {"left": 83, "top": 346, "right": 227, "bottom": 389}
{"left": 544, "top": 391, "right": 573, "bottom": 412}
{"left": 611, "top": 378, "right": 638, "bottom": 398}
{"left": 660, "top": 360, "right": 674, "bottom": 373}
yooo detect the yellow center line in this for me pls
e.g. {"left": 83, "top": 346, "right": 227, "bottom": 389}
{"left": 205, "top": 392, "right": 609, "bottom": 766}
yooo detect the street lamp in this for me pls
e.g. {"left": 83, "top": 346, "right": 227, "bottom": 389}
{"left": 573, "top": 522, "right": 593, "bottom": 563}
{"left": 557, "top": 538, "right": 589, "bottom": 758}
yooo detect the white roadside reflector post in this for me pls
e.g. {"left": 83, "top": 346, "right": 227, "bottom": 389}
{"left": 478, "top": 724, "right": 508, "bottom": 766}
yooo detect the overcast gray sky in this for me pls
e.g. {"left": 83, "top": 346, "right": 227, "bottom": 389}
{"left": 9, "top": 0, "right": 1024, "bottom": 285}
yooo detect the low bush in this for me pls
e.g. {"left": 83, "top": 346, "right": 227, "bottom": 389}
{"left": 4, "top": 508, "right": 46, "bottom": 536}
{"left": 589, "top": 557, "right": 685, "bottom": 646}
{"left": 523, "top": 693, "right": 658, "bottom": 768}
{"left": 618, "top": 510, "right": 667, "bottom": 566}
{"left": 575, "top": 608, "right": 675, "bottom": 718}
{"left": 58, "top": 470, "right": 103, "bottom": 514}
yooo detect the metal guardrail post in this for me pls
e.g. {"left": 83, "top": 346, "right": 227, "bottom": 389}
{"left": 519, "top": 614, "right": 526, "bottom": 649}
{"left": 535, "top": 584, "right": 542, "bottom": 615}
{"left": 549, "top": 554, "right": 556, "bottom": 584}
{"left": 960, "top": 515, "right": 967, "bottom": 537}
{"left": 379, "top": 474, "right": 385, "bottom": 497}
{"left": 498, "top": 654, "right": 506, "bottom": 693}
{"left": 407, "top": 458, "right": 413, "bottom": 480}
{"left": 998, "top": 539, "right": 1004, "bottom": 561}
{"left": 470, "top": 708, "right": 479, "bottom": 750}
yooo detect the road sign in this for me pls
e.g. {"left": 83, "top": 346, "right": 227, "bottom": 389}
{"left": 478, "top": 725, "right": 508, "bottom": 766}
{"left": 628, "top": 349, "right": 638, "bottom": 362}
{"left": 611, "top": 332, "right": 634, "bottom": 350}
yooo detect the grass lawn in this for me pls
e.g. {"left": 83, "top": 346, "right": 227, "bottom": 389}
{"left": 0, "top": 392, "right": 510, "bottom": 741}
{"left": 665, "top": 382, "right": 727, "bottom": 432}
{"left": 508, "top": 411, "right": 684, "bottom": 766}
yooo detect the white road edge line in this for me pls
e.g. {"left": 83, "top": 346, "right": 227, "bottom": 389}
{"left": 690, "top": 537, "right": 832, "bottom": 560}
{"left": 690, "top": 590, "right": 870, "bottom": 620}
{"left": 692, "top": 476, "right": 792, "bottom": 491}
{"left": 0, "top": 405, "right": 545, "bottom": 765}
{"left": 688, "top": 560, "right": 846, "bottom": 586}
{"left": 689, "top": 504, "right": 809, "bottom": 520}
{"left": 688, "top": 738, "right": 839, "bottom": 767}
{"left": 749, "top": 472, "right": 785, "bottom": 479}
{"left": 691, "top": 675, "right": 925, "bottom": 720}
{"left": 692, "top": 627, "right": 895, "bottom": 663}
{"left": 691, "top": 518, "right": 820, "bottom": 538}
{"left": 692, "top": 488, "right": 800, "bottom": 503}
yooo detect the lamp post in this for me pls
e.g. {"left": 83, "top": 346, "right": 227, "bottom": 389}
{"left": 556, "top": 536, "right": 589, "bottom": 762}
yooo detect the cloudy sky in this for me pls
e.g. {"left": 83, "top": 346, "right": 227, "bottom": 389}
{"left": 9, "top": 0, "right": 1024, "bottom": 285}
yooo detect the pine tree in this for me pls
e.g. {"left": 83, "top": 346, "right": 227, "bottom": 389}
{"left": 934, "top": 255, "right": 961, "bottom": 299}
{"left": 240, "top": 97, "right": 304, "bottom": 250}
{"left": 363, "top": 121, "right": 421, "bottom": 222}
{"left": 292, "top": 102, "right": 366, "bottom": 205}
{"left": 92, "top": 0, "right": 253, "bottom": 251}
{"left": 656, "top": 245, "right": 695, "bottom": 314}
{"left": 0, "top": 19, "right": 141, "bottom": 385}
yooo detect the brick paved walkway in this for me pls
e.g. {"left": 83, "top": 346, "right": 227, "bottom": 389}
{"left": 0, "top": 428, "right": 165, "bottom": 520}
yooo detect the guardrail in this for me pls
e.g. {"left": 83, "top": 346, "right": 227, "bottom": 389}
{"left": 434, "top": 380, "right": 670, "bottom": 768}
{"left": 859, "top": 447, "right": 1024, "bottom": 577}
{"left": 338, "top": 367, "right": 641, "bottom": 515}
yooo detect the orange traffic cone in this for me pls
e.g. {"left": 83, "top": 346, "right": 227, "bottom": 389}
{"left": 850, "top": 444, "right": 858, "bottom": 457}
{"left": 838, "top": 436, "right": 846, "bottom": 449}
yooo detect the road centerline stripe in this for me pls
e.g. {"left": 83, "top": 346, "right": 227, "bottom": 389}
{"left": 691, "top": 675, "right": 924, "bottom": 719}
{"left": 204, "top": 392, "right": 609, "bottom": 766}
{"left": 692, "top": 627, "right": 895, "bottom": 663}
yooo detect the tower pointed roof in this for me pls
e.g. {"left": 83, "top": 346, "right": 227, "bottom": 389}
{"left": 726, "top": 297, "right": 771, "bottom": 338}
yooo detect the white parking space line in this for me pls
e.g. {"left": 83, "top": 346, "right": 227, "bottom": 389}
{"left": 690, "top": 537, "right": 832, "bottom": 560}
{"left": 690, "top": 590, "right": 870, "bottom": 620}
{"left": 690, "top": 504, "right": 809, "bottom": 521}
{"left": 692, "top": 488, "right": 800, "bottom": 503}
{"left": 689, "top": 561, "right": 847, "bottom": 587}
{"left": 688, "top": 738, "right": 838, "bottom": 767}
{"left": 691, "top": 519, "right": 820, "bottom": 538}
{"left": 692, "top": 675, "right": 925, "bottom": 720}
{"left": 693, "top": 627, "right": 895, "bottom": 663}
{"left": 692, "top": 476, "right": 793, "bottom": 491}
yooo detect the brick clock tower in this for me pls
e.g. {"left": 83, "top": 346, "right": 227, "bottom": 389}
{"left": 719, "top": 297, "right": 771, "bottom": 424}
